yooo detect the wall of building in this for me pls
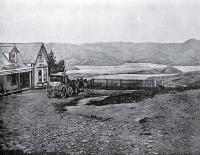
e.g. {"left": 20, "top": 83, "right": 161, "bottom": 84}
{"left": 34, "top": 67, "right": 48, "bottom": 87}
{"left": 0, "top": 75, "right": 4, "bottom": 94}
{"left": 34, "top": 50, "right": 49, "bottom": 87}
{"left": 0, "top": 71, "right": 32, "bottom": 95}
{"left": 4, "top": 74, "right": 19, "bottom": 93}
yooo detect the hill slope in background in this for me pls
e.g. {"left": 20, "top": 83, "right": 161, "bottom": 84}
{"left": 1, "top": 39, "right": 200, "bottom": 66}
{"left": 46, "top": 39, "right": 200, "bottom": 66}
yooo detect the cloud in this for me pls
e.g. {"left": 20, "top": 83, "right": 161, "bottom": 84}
{"left": 0, "top": 0, "right": 200, "bottom": 43}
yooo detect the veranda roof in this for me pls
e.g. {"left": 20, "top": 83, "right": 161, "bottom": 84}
{"left": 0, "top": 67, "right": 33, "bottom": 76}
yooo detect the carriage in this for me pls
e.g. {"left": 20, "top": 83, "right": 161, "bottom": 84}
{"left": 46, "top": 72, "right": 83, "bottom": 98}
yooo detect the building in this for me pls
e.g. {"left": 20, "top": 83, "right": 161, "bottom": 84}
{"left": 0, "top": 45, "right": 32, "bottom": 95}
{"left": 14, "top": 43, "right": 49, "bottom": 87}
{"left": 32, "top": 43, "right": 49, "bottom": 87}
{"left": 1, "top": 43, "right": 50, "bottom": 88}
{"left": 0, "top": 42, "right": 51, "bottom": 96}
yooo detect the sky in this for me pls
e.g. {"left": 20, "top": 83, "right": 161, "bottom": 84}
{"left": 0, "top": 0, "right": 200, "bottom": 43}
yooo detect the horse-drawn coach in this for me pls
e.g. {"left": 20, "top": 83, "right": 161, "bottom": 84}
{"left": 46, "top": 72, "right": 85, "bottom": 98}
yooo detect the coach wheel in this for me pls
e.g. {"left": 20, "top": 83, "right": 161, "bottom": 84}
{"left": 47, "top": 90, "right": 53, "bottom": 98}
{"left": 68, "top": 87, "right": 73, "bottom": 97}
{"left": 60, "top": 88, "right": 67, "bottom": 98}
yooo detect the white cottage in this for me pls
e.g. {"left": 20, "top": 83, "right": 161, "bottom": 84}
{"left": 0, "top": 45, "right": 32, "bottom": 95}
{"left": 0, "top": 43, "right": 50, "bottom": 89}
{"left": 12, "top": 42, "right": 49, "bottom": 88}
{"left": 33, "top": 43, "right": 49, "bottom": 87}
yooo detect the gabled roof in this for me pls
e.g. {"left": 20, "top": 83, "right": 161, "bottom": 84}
{"left": 0, "top": 45, "right": 12, "bottom": 69}
{"left": 16, "top": 43, "right": 46, "bottom": 64}
{"left": 10, "top": 46, "right": 20, "bottom": 53}
{"left": 0, "top": 46, "right": 14, "bottom": 54}
{"left": 0, "top": 53, "right": 10, "bottom": 69}
{"left": 0, "top": 42, "right": 49, "bottom": 64}
{"left": 34, "top": 43, "right": 49, "bottom": 64}
{"left": 0, "top": 44, "right": 29, "bottom": 69}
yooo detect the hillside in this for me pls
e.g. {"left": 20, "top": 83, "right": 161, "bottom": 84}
{"left": 155, "top": 71, "right": 200, "bottom": 87}
{"left": 161, "top": 66, "right": 182, "bottom": 74}
{"left": 45, "top": 39, "right": 200, "bottom": 66}
{"left": 1, "top": 39, "right": 200, "bottom": 66}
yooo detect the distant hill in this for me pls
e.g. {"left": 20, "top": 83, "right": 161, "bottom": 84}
{"left": 161, "top": 66, "right": 182, "bottom": 74}
{"left": 45, "top": 39, "right": 200, "bottom": 66}
{"left": 1, "top": 39, "right": 200, "bottom": 66}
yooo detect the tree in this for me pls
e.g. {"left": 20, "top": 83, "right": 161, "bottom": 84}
{"left": 48, "top": 49, "right": 56, "bottom": 75}
{"left": 56, "top": 59, "right": 65, "bottom": 73}
{"left": 48, "top": 49, "right": 66, "bottom": 74}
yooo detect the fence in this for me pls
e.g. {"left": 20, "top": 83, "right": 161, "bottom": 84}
{"left": 86, "top": 78, "right": 157, "bottom": 90}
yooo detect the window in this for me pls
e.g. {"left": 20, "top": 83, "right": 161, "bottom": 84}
{"left": 43, "top": 69, "right": 47, "bottom": 82}
{"left": 20, "top": 72, "right": 30, "bottom": 88}
{"left": 38, "top": 52, "right": 42, "bottom": 61}
{"left": 50, "top": 75, "right": 63, "bottom": 82}
{"left": 11, "top": 53, "right": 15, "bottom": 59}
{"left": 38, "top": 70, "right": 42, "bottom": 82}
{"left": 9, "top": 53, "right": 16, "bottom": 62}
{"left": 11, "top": 74, "right": 17, "bottom": 86}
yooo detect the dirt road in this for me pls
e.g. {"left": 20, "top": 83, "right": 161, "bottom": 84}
{"left": 0, "top": 89, "right": 200, "bottom": 154}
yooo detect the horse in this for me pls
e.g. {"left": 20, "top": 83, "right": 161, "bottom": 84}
{"left": 77, "top": 77, "right": 85, "bottom": 92}
{"left": 70, "top": 79, "right": 79, "bottom": 94}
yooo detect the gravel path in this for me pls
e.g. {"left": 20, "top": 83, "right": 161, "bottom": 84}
{"left": 0, "top": 90, "right": 147, "bottom": 154}
{"left": 0, "top": 89, "right": 200, "bottom": 154}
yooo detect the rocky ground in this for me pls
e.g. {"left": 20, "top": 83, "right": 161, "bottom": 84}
{"left": 0, "top": 89, "right": 200, "bottom": 154}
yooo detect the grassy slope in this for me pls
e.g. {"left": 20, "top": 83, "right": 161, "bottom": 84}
{"left": 155, "top": 71, "right": 200, "bottom": 87}
{"left": 66, "top": 89, "right": 200, "bottom": 154}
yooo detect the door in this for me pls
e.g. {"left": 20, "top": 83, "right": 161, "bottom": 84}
{"left": 43, "top": 68, "right": 47, "bottom": 82}
{"left": 20, "top": 72, "right": 30, "bottom": 89}
{"left": 38, "top": 69, "right": 42, "bottom": 83}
